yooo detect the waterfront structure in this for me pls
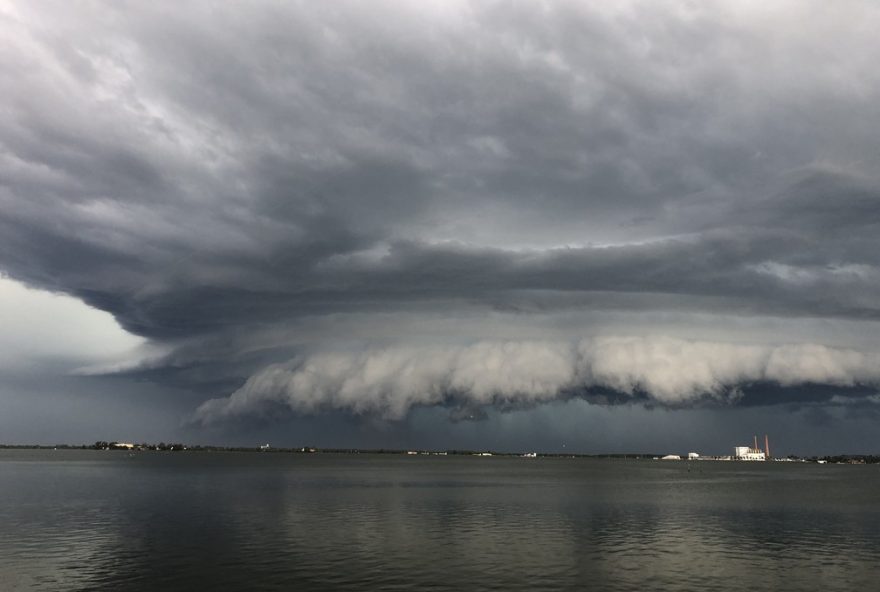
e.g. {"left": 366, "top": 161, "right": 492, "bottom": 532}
{"left": 734, "top": 446, "right": 765, "bottom": 461}
{"left": 734, "top": 435, "right": 770, "bottom": 461}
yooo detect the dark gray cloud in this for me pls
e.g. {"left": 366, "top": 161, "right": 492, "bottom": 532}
{"left": 3, "top": 1, "right": 880, "bottom": 442}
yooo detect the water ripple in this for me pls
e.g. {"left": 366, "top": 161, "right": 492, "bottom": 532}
{"left": 1, "top": 451, "right": 878, "bottom": 591}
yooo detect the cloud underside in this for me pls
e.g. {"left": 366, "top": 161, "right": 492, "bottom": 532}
{"left": 3, "top": 2, "right": 880, "bottom": 425}
{"left": 193, "top": 337, "right": 880, "bottom": 424}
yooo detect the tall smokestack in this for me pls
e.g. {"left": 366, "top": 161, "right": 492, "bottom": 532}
{"left": 754, "top": 435, "right": 758, "bottom": 452}
{"left": 765, "top": 434, "right": 770, "bottom": 459}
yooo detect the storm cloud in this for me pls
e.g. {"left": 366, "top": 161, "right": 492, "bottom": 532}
{"left": 193, "top": 338, "right": 880, "bottom": 423}
{"left": 3, "top": 1, "right": 880, "bottom": 438}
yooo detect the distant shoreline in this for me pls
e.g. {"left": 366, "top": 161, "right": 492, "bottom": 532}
{"left": 0, "top": 444, "right": 877, "bottom": 464}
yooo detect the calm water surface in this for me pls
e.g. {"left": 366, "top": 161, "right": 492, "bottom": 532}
{"left": 1, "top": 450, "right": 878, "bottom": 591}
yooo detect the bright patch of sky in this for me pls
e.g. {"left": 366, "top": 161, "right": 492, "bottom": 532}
{"left": 0, "top": 275, "right": 146, "bottom": 374}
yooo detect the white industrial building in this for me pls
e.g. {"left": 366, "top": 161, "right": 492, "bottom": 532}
{"left": 734, "top": 446, "right": 766, "bottom": 461}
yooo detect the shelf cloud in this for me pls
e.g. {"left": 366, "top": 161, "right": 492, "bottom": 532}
{"left": 193, "top": 337, "right": 880, "bottom": 424}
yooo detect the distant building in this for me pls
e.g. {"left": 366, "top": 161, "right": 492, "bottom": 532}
{"left": 661, "top": 454, "right": 681, "bottom": 460}
{"left": 734, "top": 446, "right": 766, "bottom": 461}
{"left": 688, "top": 452, "right": 700, "bottom": 460}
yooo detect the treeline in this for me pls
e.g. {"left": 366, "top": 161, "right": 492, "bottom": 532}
{"left": 91, "top": 441, "right": 185, "bottom": 451}
{"left": 814, "top": 455, "right": 880, "bottom": 464}
{"left": 4, "top": 444, "right": 877, "bottom": 461}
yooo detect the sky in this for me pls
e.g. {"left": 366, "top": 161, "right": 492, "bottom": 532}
{"left": 2, "top": 0, "right": 880, "bottom": 454}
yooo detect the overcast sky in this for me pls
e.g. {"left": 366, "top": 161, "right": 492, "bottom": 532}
{"left": 2, "top": 1, "right": 880, "bottom": 454}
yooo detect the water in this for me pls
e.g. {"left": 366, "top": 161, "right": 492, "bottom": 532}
{"left": 1, "top": 450, "right": 878, "bottom": 591}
